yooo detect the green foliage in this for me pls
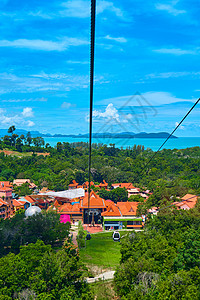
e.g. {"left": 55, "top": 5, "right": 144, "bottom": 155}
{"left": 77, "top": 222, "right": 87, "bottom": 249}
{"left": 0, "top": 211, "right": 70, "bottom": 257}
{"left": 98, "top": 187, "right": 128, "bottom": 203}
{"left": 128, "top": 194, "right": 144, "bottom": 202}
{"left": 114, "top": 206, "right": 200, "bottom": 299}
{"left": 0, "top": 240, "right": 92, "bottom": 299}
{"left": 0, "top": 134, "right": 200, "bottom": 197}
{"left": 13, "top": 182, "right": 32, "bottom": 196}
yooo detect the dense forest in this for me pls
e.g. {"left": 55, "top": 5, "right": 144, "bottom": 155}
{"left": 1, "top": 129, "right": 200, "bottom": 204}
{"left": 0, "top": 211, "right": 92, "bottom": 299}
{"left": 114, "top": 205, "right": 200, "bottom": 299}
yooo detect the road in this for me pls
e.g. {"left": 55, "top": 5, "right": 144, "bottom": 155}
{"left": 86, "top": 270, "right": 115, "bottom": 283}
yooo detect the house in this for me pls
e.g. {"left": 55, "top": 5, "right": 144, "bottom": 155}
{"left": 82, "top": 181, "right": 95, "bottom": 191}
{"left": 0, "top": 198, "right": 9, "bottom": 219}
{"left": 13, "top": 179, "right": 37, "bottom": 189}
{"left": 112, "top": 183, "right": 134, "bottom": 190}
{"left": 173, "top": 194, "right": 198, "bottom": 210}
{"left": 80, "top": 191, "right": 106, "bottom": 224}
{"left": 0, "top": 184, "right": 13, "bottom": 216}
{"left": 102, "top": 201, "right": 143, "bottom": 230}
{"left": 24, "top": 195, "right": 37, "bottom": 206}
{"left": 98, "top": 180, "right": 109, "bottom": 190}
{"left": 12, "top": 197, "right": 33, "bottom": 212}
{"left": 51, "top": 190, "right": 106, "bottom": 225}
{"left": 128, "top": 188, "right": 141, "bottom": 197}
{"left": 58, "top": 202, "right": 83, "bottom": 225}
{"left": 68, "top": 180, "right": 79, "bottom": 190}
{"left": 0, "top": 181, "right": 12, "bottom": 188}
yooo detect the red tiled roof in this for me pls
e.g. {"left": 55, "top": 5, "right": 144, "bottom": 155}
{"left": 105, "top": 200, "right": 114, "bottom": 206}
{"left": 83, "top": 181, "right": 94, "bottom": 187}
{"left": 0, "top": 198, "right": 8, "bottom": 207}
{"left": 117, "top": 201, "right": 138, "bottom": 216}
{"left": 101, "top": 203, "right": 121, "bottom": 217}
{"left": 0, "top": 186, "right": 12, "bottom": 192}
{"left": 58, "top": 202, "right": 82, "bottom": 214}
{"left": 173, "top": 194, "right": 198, "bottom": 210}
{"left": 81, "top": 191, "right": 106, "bottom": 208}
{"left": 112, "top": 183, "right": 135, "bottom": 190}
{"left": 24, "top": 195, "right": 36, "bottom": 204}
{"left": 0, "top": 181, "right": 12, "bottom": 188}
{"left": 99, "top": 180, "right": 108, "bottom": 187}
{"left": 12, "top": 199, "right": 24, "bottom": 207}
{"left": 68, "top": 180, "right": 79, "bottom": 187}
{"left": 13, "top": 179, "right": 31, "bottom": 186}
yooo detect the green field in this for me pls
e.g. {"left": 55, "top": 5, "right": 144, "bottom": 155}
{"left": 79, "top": 231, "right": 128, "bottom": 269}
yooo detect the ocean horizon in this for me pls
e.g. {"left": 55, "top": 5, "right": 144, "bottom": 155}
{"left": 44, "top": 136, "right": 200, "bottom": 151}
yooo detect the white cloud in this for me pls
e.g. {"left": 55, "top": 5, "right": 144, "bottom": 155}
{"left": 155, "top": 2, "right": 186, "bottom": 16}
{"left": 146, "top": 71, "right": 200, "bottom": 79}
{"left": 67, "top": 60, "right": 88, "bottom": 64}
{"left": 2, "top": 97, "right": 47, "bottom": 103}
{"left": 61, "top": 102, "right": 76, "bottom": 109}
{"left": 153, "top": 48, "right": 198, "bottom": 55}
{"left": 0, "top": 72, "right": 90, "bottom": 95}
{"left": 0, "top": 108, "right": 35, "bottom": 127}
{"left": 28, "top": 10, "right": 54, "bottom": 19}
{"left": 22, "top": 107, "right": 34, "bottom": 117}
{"left": 27, "top": 120, "right": 35, "bottom": 127}
{"left": 104, "top": 35, "right": 127, "bottom": 43}
{"left": 98, "top": 92, "right": 194, "bottom": 106}
{"left": 141, "top": 91, "right": 193, "bottom": 106}
{"left": 60, "top": 0, "right": 124, "bottom": 18}
{"left": 93, "top": 103, "right": 120, "bottom": 122}
{"left": 0, "top": 37, "right": 88, "bottom": 51}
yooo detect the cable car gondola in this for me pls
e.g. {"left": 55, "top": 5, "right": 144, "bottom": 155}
{"left": 113, "top": 231, "right": 120, "bottom": 242}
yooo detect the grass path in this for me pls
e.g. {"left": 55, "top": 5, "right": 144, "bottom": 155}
{"left": 79, "top": 231, "right": 128, "bottom": 270}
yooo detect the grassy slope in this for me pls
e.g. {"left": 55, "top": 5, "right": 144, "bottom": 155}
{"left": 79, "top": 231, "right": 128, "bottom": 269}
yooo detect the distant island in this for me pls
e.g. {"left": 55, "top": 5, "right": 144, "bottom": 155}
{"left": 0, "top": 129, "right": 177, "bottom": 139}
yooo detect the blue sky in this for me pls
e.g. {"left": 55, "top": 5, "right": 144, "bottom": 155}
{"left": 0, "top": 0, "right": 199, "bottom": 136}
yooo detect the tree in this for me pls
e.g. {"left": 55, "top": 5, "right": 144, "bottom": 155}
{"left": 15, "top": 137, "right": 23, "bottom": 151}
{"left": 0, "top": 240, "right": 92, "bottom": 299}
{"left": 0, "top": 211, "right": 70, "bottom": 256}
{"left": 8, "top": 125, "right": 16, "bottom": 134}
{"left": 3, "top": 135, "right": 11, "bottom": 146}
{"left": 32, "top": 137, "right": 45, "bottom": 148}
{"left": 26, "top": 132, "right": 32, "bottom": 146}
{"left": 128, "top": 195, "right": 144, "bottom": 202}
{"left": 11, "top": 133, "right": 18, "bottom": 147}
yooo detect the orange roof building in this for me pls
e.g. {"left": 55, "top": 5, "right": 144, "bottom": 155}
{"left": 68, "top": 180, "right": 79, "bottom": 189}
{"left": 0, "top": 198, "right": 9, "bottom": 219}
{"left": 0, "top": 181, "right": 12, "bottom": 188}
{"left": 173, "top": 194, "right": 198, "bottom": 210}
{"left": 112, "top": 183, "right": 135, "bottom": 190}
{"left": 80, "top": 191, "right": 106, "bottom": 209}
{"left": 13, "top": 179, "right": 37, "bottom": 189}
{"left": 102, "top": 201, "right": 143, "bottom": 231}
{"left": 99, "top": 180, "right": 109, "bottom": 189}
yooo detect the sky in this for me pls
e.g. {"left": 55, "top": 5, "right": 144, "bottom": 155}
{"left": 0, "top": 0, "right": 199, "bottom": 137}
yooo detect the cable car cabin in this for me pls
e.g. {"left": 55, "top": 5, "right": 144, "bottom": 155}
{"left": 113, "top": 231, "right": 120, "bottom": 242}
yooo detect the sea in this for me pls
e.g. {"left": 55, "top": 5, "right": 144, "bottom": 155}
{"left": 43, "top": 137, "right": 200, "bottom": 152}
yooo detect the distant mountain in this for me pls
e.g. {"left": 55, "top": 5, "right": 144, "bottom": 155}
{"left": 76, "top": 132, "right": 177, "bottom": 139}
{"left": 0, "top": 129, "right": 177, "bottom": 139}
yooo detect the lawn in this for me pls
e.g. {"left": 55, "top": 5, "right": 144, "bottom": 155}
{"left": 79, "top": 231, "right": 128, "bottom": 269}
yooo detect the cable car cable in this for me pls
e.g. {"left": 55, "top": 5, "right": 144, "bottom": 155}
{"left": 141, "top": 97, "right": 200, "bottom": 174}
{"left": 88, "top": 0, "right": 96, "bottom": 225}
